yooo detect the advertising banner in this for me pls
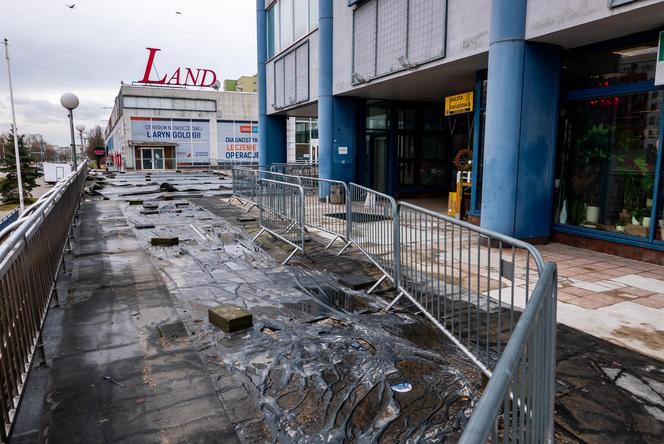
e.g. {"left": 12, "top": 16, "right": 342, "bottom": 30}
{"left": 131, "top": 117, "right": 211, "bottom": 164}
{"left": 217, "top": 121, "right": 259, "bottom": 161}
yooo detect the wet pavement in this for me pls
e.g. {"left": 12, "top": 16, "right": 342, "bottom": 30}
{"left": 11, "top": 172, "right": 664, "bottom": 443}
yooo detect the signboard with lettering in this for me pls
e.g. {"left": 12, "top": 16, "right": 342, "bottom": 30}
{"left": 656, "top": 31, "right": 664, "bottom": 86}
{"left": 217, "top": 121, "right": 259, "bottom": 161}
{"left": 138, "top": 47, "right": 218, "bottom": 88}
{"left": 130, "top": 117, "right": 211, "bottom": 164}
{"left": 445, "top": 92, "right": 474, "bottom": 116}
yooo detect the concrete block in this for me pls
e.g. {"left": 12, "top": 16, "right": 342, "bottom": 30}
{"left": 135, "top": 223, "right": 155, "bottom": 229}
{"left": 208, "top": 305, "right": 253, "bottom": 333}
{"left": 128, "top": 200, "right": 143, "bottom": 205}
{"left": 151, "top": 237, "right": 179, "bottom": 246}
{"left": 338, "top": 273, "right": 377, "bottom": 290}
{"left": 140, "top": 209, "right": 160, "bottom": 215}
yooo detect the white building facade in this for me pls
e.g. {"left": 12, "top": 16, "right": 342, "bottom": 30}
{"left": 105, "top": 85, "right": 258, "bottom": 171}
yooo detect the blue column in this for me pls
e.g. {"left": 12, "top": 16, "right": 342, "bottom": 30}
{"left": 319, "top": 0, "right": 356, "bottom": 190}
{"left": 257, "top": 0, "right": 286, "bottom": 170}
{"left": 318, "top": 0, "right": 334, "bottom": 186}
{"left": 480, "top": 0, "right": 561, "bottom": 239}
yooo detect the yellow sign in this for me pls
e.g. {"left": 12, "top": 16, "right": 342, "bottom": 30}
{"left": 445, "top": 91, "right": 474, "bottom": 116}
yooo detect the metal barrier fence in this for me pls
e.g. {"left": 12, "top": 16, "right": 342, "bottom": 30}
{"left": 0, "top": 210, "right": 19, "bottom": 233}
{"left": 258, "top": 171, "right": 350, "bottom": 250}
{"left": 269, "top": 162, "right": 319, "bottom": 177}
{"left": 0, "top": 162, "right": 88, "bottom": 441}
{"left": 230, "top": 168, "right": 259, "bottom": 210}
{"left": 228, "top": 169, "right": 557, "bottom": 442}
{"left": 253, "top": 179, "right": 305, "bottom": 264}
{"left": 343, "top": 183, "right": 400, "bottom": 293}
{"left": 459, "top": 263, "right": 557, "bottom": 444}
{"left": 392, "top": 202, "right": 546, "bottom": 376}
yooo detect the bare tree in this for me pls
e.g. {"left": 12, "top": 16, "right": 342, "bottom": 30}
{"left": 86, "top": 126, "right": 105, "bottom": 159}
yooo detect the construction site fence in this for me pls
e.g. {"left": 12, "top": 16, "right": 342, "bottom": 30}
{"left": 254, "top": 178, "right": 306, "bottom": 265}
{"left": 230, "top": 167, "right": 557, "bottom": 442}
{"left": 0, "top": 162, "right": 88, "bottom": 441}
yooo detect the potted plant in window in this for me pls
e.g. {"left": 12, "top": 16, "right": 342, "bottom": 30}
{"left": 573, "top": 124, "right": 610, "bottom": 225}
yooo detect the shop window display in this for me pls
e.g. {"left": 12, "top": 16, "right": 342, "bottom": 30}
{"left": 555, "top": 91, "right": 659, "bottom": 238}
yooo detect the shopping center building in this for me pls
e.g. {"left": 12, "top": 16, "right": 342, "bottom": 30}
{"left": 257, "top": 0, "right": 664, "bottom": 261}
{"left": 105, "top": 85, "right": 259, "bottom": 171}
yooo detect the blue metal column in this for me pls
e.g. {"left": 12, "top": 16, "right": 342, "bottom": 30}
{"left": 318, "top": 0, "right": 356, "bottom": 190}
{"left": 480, "top": 0, "right": 527, "bottom": 236}
{"left": 257, "top": 0, "right": 286, "bottom": 170}
{"left": 318, "top": 0, "right": 334, "bottom": 187}
{"left": 481, "top": 0, "right": 561, "bottom": 239}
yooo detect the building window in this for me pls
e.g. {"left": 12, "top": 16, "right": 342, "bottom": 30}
{"left": 267, "top": 0, "right": 319, "bottom": 60}
{"left": 123, "top": 96, "right": 216, "bottom": 112}
{"left": 554, "top": 37, "right": 664, "bottom": 245}
{"left": 352, "top": 0, "right": 447, "bottom": 84}
{"left": 555, "top": 91, "right": 660, "bottom": 239}
{"left": 562, "top": 42, "right": 657, "bottom": 91}
{"left": 272, "top": 42, "right": 310, "bottom": 110}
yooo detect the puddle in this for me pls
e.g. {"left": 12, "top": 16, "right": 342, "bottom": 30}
{"left": 284, "top": 285, "right": 370, "bottom": 321}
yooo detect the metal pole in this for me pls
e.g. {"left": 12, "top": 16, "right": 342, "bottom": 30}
{"left": 3, "top": 38, "right": 25, "bottom": 214}
{"left": 68, "top": 110, "right": 78, "bottom": 168}
{"left": 79, "top": 131, "right": 84, "bottom": 161}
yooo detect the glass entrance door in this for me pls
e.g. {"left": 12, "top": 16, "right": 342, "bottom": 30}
{"left": 153, "top": 148, "right": 164, "bottom": 169}
{"left": 366, "top": 133, "right": 389, "bottom": 194}
{"left": 141, "top": 148, "right": 165, "bottom": 170}
{"left": 141, "top": 148, "right": 153, "bottom": 170}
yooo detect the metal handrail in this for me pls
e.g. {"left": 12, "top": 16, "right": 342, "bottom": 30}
{"left": 0, "top": 161, "right": 88, "bottom": 441}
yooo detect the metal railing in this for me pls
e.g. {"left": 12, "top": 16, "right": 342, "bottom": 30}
{"left": 259, "top": 171, "right": 350, "bottom": 250}
{"left": 228, "top": 168, "right": 557, "bottom": 442}
{"left": 0, "top": 210, "right": 19, "bottom": 233}
{"left": 342, "top": 183, "right": 401, "bottom": 294}
{"left": 253, "top": 179, "right": 305, "bottom": 264}
{"left": 459, "top": 263, "right": 557, "bottom": 444}
{"left": 269, "top": 162, "right": 319, "bottom": 177}
{"left": 392, "top": 202, "right": 545, "bottom": 375}
{"left": 230, "top": 167, "right": 259, "bottom": 210}
{"left": 0, "top": 162, "right": 88, "bottom": 441}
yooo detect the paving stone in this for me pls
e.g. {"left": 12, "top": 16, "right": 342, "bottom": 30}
{"left": 337, "top": 273, "right": 377, "bottom": 290}
{"left": 151, "top": 237, "right": 179, "bottom": 246}
{"left": 208, "top": 305, "right": 253, "bottom": 333}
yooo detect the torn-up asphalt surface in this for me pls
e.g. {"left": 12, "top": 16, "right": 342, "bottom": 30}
{"left": 11, "top": 172, "right": 664, "bottom": 443}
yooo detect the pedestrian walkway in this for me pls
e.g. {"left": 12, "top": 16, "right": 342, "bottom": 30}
{"left": 11, "top": 199, "right": 238, "bottom": 443}
{"left": 540, "top": 243, "right": 664, "bottom": 361}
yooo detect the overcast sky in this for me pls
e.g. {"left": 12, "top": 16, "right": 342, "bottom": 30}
{"left": 0, "top": 0, "right": 257, "bottom": 146}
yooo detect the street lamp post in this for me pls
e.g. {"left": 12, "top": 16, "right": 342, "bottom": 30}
{"left": 76, "top": 124, "right": 85, "bottom": 161}
{"left": 60, "top": 93, "right": 79, "bottom": 168}
{"left": 3, "top": 38, "right": 25, "bottom": 214}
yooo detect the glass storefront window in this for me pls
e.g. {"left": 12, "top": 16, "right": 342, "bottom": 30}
{"left": 554, "top": 91, "right": 660, "bottom": 238}
{"left": 367, "top": 101, "right": 388, "bottom": 130}
{"left": 562, "top": 41, "right": 657, "bottom": 90}
{"left": 656, "top": 164, "right": 664, "bottom": 242}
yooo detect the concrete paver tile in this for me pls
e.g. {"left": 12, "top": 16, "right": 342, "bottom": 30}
{"left": 565, "top": 293, "right": 626, "bottom": 309}
{"left": 611, "top": 275, "right": 664, "bottom": 294}
{"left": 631, "top": 294, "right": 664, "bottom": 309}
